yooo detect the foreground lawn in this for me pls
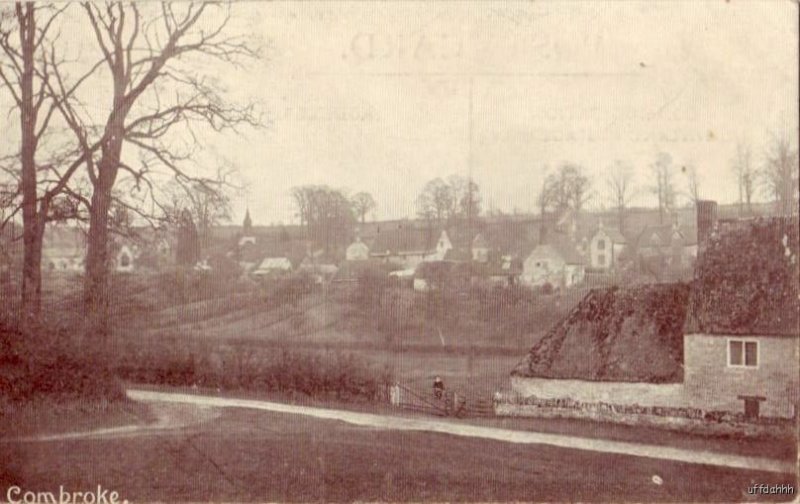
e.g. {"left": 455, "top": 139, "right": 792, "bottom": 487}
{"left": 0, "top": 399, "right": 153, "bottom": 439}
{"left": 2, "top": 406, "right": 795, "bottom": 502}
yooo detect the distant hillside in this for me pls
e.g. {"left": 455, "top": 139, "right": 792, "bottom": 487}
{"left": 513, "top": 284, "right": 690, "bottom": 383}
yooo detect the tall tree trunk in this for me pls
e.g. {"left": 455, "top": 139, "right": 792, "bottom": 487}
{"left": 83, "top": 135, "right": 121, "bottom": 338}
{"left": 84, "top": 172, "right": 114, "bottom": 338}
{"left": 19, "top": 2, "right": 41, "bottom": 330}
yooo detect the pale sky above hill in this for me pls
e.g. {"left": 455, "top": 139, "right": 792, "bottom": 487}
{"left": 214, "top": 0, "right": 798, "bottom": 225}
{"left": 1, "top": 1, "right": 798, "bottom": 227}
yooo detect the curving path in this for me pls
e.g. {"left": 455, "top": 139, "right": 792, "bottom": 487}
{"left": 4, "top": 403, "right": 220, "bottom": 443}
{"left": 126, "top": 388, "right": 795, "bottom": 475}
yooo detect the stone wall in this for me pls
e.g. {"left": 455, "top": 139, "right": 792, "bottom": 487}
{"left": 511, "top": 333, "right": 800, "bottom": 421}
{"left": 683, "top": 333, "right": 800, "bottom": 419}
{"left": 495, "top": 394, "right": 795, "bottom": 439}
{"left": 510, "top": 376, "right": 685, "bottom": 408}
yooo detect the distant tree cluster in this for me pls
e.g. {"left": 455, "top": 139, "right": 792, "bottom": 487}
{"left": 291, "top": 185, "right": 355, "bottom": 252}
{"left": 416, "top": 174, "right": 482, "bottom": 227}
{"left": 537, "top": 164, "right": 591, "bottom": 217}
{"left": 350, "top": 192, "right": 376, "bottom": 225}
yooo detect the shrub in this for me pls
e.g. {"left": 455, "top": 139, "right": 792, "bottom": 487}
{"left": 0, "top": 322, "right": 124, "bottom": 405}
{"left": 260, "top": 274, "right": 313, "bottom": 306}
{"left": 114, "top": 341, "right": 393, "bottom": 403}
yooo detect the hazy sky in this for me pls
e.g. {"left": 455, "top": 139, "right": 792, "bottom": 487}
{"left": 211, "top": 0, "right": 797, "bottom": 225}
{"left": 2, "top": 1, "right": 797, "bottom": 226}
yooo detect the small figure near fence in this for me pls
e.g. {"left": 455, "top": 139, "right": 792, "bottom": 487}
{"left": 433, "top": 376, "right": 445, "bottom": 400}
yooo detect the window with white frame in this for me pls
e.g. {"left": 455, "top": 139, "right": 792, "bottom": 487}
{"left": 728, "top": 339, "right": 758, "bottom": 368}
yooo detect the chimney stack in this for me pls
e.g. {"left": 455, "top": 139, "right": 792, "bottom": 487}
{"left": 696, "top": 200, "right": 718, "bottom": 250}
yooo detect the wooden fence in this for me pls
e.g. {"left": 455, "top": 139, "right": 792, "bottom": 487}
{"left": 389, "top": 383, "right": 495, "bottom": 418}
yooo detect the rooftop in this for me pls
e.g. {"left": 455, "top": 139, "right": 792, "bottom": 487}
{"left": 513, "top": 284, "right": 690, "bottom": 383}
{"left": 684, "top": 217, "right": 799, "bottom": 337}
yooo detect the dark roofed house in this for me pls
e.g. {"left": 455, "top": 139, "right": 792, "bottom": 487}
{"left": 681, "top": 217, "right": 799, "bottom": 419}
{"left": 236, "top": 235, "right": 309, "bottom": 275}
{"left": 485, "top": 256, "right": 523, "bottom": 287}
{"left": 334, "top": 258, "right": 399, "bottom": 284}
{"left": 507, "top": 215, "right": 799, "bottom": 423}
{"left": 631, "top": 219, "right": 698, "bottom": 280}
{"left": 512, "top": 283, "right": 690, "bottom": 383}
{"left": 369, "top": 226, "right": 452, "bottom": 269}
{"left": 588, "top": 221, "right": 628, "bottom": 270}
{"left": 521, "top": 233, "right": 585, "bottom": 288}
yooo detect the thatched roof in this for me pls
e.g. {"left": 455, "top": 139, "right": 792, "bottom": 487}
{"left": 513, "top": 284, "right": 690, "bottom": 383}
{"left": 684, "top": 217, "right": 799, "bottom": 337}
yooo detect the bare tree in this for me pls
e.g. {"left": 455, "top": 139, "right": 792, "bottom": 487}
{"left": 162, "top": 166, "right": 236, "bottom": 251}
{"left": 350, "top": 191, "right": 375, "bottom": 225}
{"left": 731, "top": 142, "right": 756, "bottom": 216}
{"left": 447, "top": 174, "right": 482, "bottom": 223}
{"left": 0, "top": 3, "right": 100, "bottom": 328}
{"left": 607, "top": 160, "right": 636, "bottom": 234}
{"left": 291, "top": 185, "right": 354, "bottom": 252}
{"left": 538, "top": 164, "right": 591, "bottom": 215}
{"left": 291, "top": 185, "right": 311, "bottom": 230}
{"left": 416, "top": 177, "right": 455, "bottom": 227}
{"left": 45, "top": 4, "right": 262, "bottom": 336}
{"left": 650, "top": 152, "right": 675, "bottom": 224}
{"left": 682, "top": 164, "right": 701, "bottom": 207}
{"left": 761, "top": 134, "right": 799, "bottom": 217}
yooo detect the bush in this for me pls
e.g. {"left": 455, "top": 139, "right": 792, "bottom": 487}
{"left": 114, "top": 341, "right": 393, "bottom": 403}
{"left": 260, "top": 274, "right": 313, "bottom": 306}
{"left": 0, "top": 322, "right": 124, "bottom": 405}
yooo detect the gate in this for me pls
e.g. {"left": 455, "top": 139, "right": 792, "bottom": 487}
{"left": 389, "top": 383, "right": 496, "bottom": 418}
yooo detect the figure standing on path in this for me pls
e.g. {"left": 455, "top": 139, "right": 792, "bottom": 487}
{"left": 433, "top": 376, "right": 444, "bottom": 400}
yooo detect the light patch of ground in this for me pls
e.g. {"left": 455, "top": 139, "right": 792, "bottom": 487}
{"left": 3, "top": 403, "right": 220, "bottom": 443}
{"left": 127, "top": 388, "right": 795, "bottom": 475}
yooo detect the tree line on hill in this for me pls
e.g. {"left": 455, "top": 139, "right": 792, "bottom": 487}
{"left": 288, "top": 138, "right": 798, "bottom": 252}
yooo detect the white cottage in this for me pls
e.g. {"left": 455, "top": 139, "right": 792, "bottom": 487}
{"left": 345, "top": 236, "right": 370, "bottom": 261}
{"left": 589, "top": 222, "right": 627, "bottom": 270}
{"left": 522, "top": 237, "right": 585, "bottom": 288}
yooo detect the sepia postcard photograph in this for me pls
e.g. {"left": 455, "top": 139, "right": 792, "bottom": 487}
{"left": 0, "top": 1, "right": 798, "bottom": 502}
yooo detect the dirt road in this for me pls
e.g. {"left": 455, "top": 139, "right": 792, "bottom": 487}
{"left": 126, "top": 388, "right": 795, "bottom": 475}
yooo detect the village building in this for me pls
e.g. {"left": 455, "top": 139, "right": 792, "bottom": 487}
{"left": 113, "top": 244, "right": 138, "bottom": 273}
{"left": 42, "top": 225, "right": 85, "bottom": 273}
{"left": 251, "top": 257, "right": 293, "bottom": 278}
{"left": 521, "top": 235, "right": 585, "bottom": 289}
{"left": 506, "top": 214, "right": 799, "bottom": 423}
{"left": 471, "top": 233, "right": 490, "bottom": 263}
{"left": 681, "top": 216, "right": 799, "bottom": 419}
{"left": 588, "top": 221, "right": 627, "bottom": 270}
{"left": 345, "top": 236, "right": 370, "bottom": 261}
{"left": 370, "top": 226, "right": 452, "bottom": 269}
{"left": 631, "top": 219, "right": 698, "bottom": 277}
{"left": 298, "top": 250, "right": 339, "bottom": 284}
{"left": 485, "top": 256, "right": 523, "bottom": 287}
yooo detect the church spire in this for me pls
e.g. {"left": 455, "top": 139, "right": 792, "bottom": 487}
{"left": 243, "top": 208, "right": 253, "bottom": 234}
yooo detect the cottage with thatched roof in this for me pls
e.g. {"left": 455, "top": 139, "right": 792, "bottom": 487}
{"left": 681, "top": 216, "right": 799, "bottom": 419}
{"left": 509, "top": 215, "right": 800, "bottom": 421}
